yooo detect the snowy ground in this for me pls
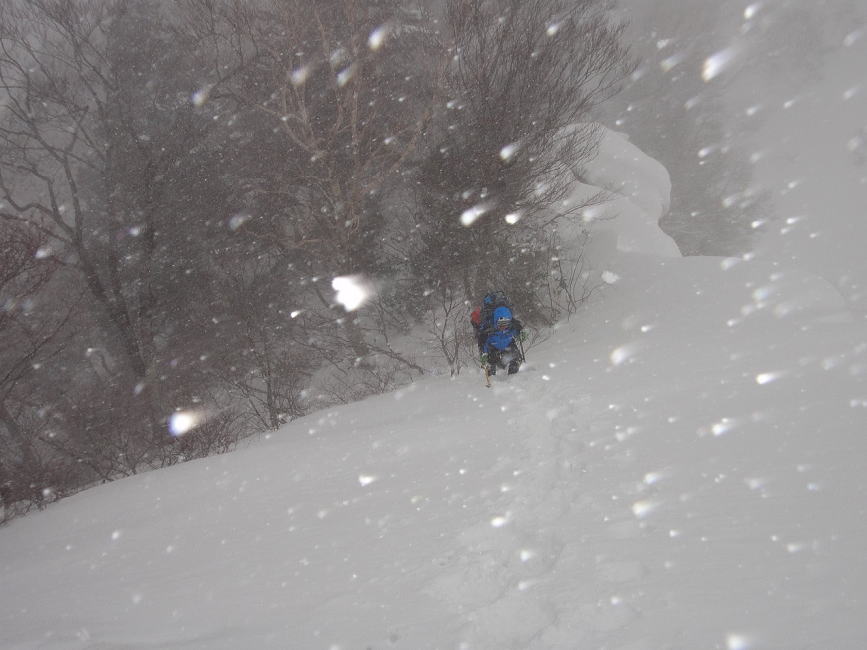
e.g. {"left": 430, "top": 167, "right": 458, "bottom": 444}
{"left": 2, "top": 122, "right": 866, "bottom": 649}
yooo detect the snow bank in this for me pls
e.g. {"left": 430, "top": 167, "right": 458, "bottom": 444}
{"left": 572, "top": 125, "right": 853, "bottom": 328}
{"left": 574, "top": 127, "right": 681, "bottom": 261}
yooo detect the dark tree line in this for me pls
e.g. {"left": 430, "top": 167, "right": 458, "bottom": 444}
{"left": 0, "top": 0, "right": 630, "bottom": 520}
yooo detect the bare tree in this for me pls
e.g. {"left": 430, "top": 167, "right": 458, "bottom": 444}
{"left": 209, "top": 256, "right": 314, "bottom": 431}
{"left": 0, "top": 222, "right": 76, "bottom": 516}
{"left": 412, "top": 0, "right": 631, "bottom": 318}
{"left": 0, "top": 1, "right": 250, "bottom": 489}
{"left": 183, "top": 0, "right": 443, "bottom": 362}
{"left": 538, "top": 229, "right": 600, "bottom": 321}
{"left": 425, "top": 286, "right": 476, "bottom": 376}
{"left": 255, "top": 1, "right": 439, "bottom": 274}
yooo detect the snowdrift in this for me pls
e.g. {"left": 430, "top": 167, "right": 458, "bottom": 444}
{"left": 579, "top": 128, "right": 680, "bottom": 259}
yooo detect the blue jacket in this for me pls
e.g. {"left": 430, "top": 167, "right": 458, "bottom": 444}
{"left": 482, "top": 316, "right": 524, "bottom": 352}
{"left": 483, "top": 328, "right": 518, "bottom": 352}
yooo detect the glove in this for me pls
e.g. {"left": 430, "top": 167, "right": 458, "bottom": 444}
{"left": 519, "top": 330, "right": 528, "bottom": 342}
{"left": 480, "top": 353, "right": 488, "bottom": 365}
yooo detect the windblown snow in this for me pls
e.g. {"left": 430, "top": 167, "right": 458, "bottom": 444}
{"left": 578, "top": 128, "right": 681, "bottom": 259}
{"left": 2, "top": 127, "right": 866, "bottom": 650}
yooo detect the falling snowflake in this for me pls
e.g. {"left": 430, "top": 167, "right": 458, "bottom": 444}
{"left": 332, "top": 275, "right": 372, "bottom": 311}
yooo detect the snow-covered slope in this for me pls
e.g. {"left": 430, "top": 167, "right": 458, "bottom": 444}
{"left": 2, "top": 130, "right": 867, "bottom": 650}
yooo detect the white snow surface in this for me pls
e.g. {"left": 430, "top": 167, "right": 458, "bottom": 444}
{"left": 2, "top": 129, "right": 867, "bottom": 649}
{"left": 577, "top": 128, "right": 682, "bottom": 259}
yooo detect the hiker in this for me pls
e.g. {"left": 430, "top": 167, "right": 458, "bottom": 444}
{"left": 471, "top": 291, "right": 525, "bottom": 376}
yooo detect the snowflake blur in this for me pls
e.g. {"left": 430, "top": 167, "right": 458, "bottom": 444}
{"left": 168, "top": 411, "right": 202, "bottom": 436}
{"left": 702, "top": 46, "right": 739, "bottom": 82}
{"left": 332, "top": 275, "right": 373, "bottom": 311}
{"left": 460, "top": 202, "right": 492, "bottom": 227}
